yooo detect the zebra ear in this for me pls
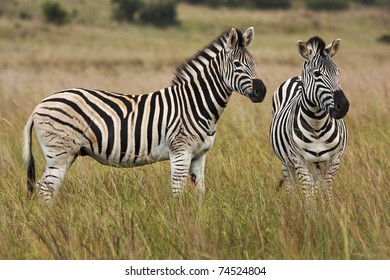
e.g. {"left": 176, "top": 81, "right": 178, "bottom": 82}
{"left": 325, "top": 38, "right": 341, "bottom": 57}
{"left": 226, "top": 28, "right": 239, "bottom": 52}
{"left": 297, "top": 40, "right": 311, "bottom": 59}
{"left": 243, "top": 27, "right": 254, "bottom": 48}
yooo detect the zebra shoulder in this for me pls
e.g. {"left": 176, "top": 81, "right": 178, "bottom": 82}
{"left": 272, "top": 76, "right": 302, "bottom": 114}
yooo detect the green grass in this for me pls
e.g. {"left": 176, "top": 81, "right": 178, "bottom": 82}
{"left": 0, "top": 2, "right": 389, "bottom": 259}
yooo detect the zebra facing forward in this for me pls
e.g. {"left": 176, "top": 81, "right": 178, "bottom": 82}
{"left": 23, "top": 27, "right": 267, "bottom": 202}
{"left": 270, "top": 36, "right": 349, "bottom": 199}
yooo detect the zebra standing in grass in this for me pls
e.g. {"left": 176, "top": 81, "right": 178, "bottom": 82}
{"left": 270, "top": 36, "right": 349, "bottom": 199}
{"left": 23, "top": 27, "right": 266, "bottom": 203}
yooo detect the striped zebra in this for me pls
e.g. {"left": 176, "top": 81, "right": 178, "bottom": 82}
{"left": 270, "top": 36, "right": 349, "bottom": 199}
{"left": 23, "top": 27, "right": 266, "bottom": 202}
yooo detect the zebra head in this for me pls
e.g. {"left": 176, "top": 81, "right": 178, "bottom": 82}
{"left": 222, "top": 27, "right": 266, "bottom": 103}
{"left": 297, "top": 36, "right": 349, "bottom": 119}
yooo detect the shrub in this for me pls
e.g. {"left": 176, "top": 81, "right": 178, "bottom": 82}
{"left": 253, "top": 0, "right": 291, "bottom": 9}
{"left": 378, "top": 34, "right": 390, "bottom": 44}
{"left": 42, "top": 1, "right": 69, "bottom": 25}
{"left": 217, "top": 0, "right": 244, "bottom": 8}
{"left": 139, "top": 0, "right": 178, "bottom": 27}
{"left": 182, "top": 0, "right": 249, "bottom": 8}
{"left": 304, "top": 0, "right": 349, "bottom": 10}
{"left": 111, "top": 0, "right": 143, "bottom": 22}
{"left": 19, "top": 10, "right": 33, "bottom": 20}
{"left": 181, "top": 0, "right": 204, "bottom": 4}
{"left": 354, "top": 0, "right": 390, "bottom": 6}
{"left": 352, "top": 0, "right": 377, "bottom": 5}
{"left": 180, "top": 0, "right": 291, "bottom": 8}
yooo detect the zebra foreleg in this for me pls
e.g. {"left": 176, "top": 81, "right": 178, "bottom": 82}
{"left": 169, "top": 151, "right": 192, "bottom": 196}
{"left": 323, "top": 160, "right": 340, "bottom": 201}
{"left": 281, "top": 163, "right": 296, "bottom": 193}
{"left": 189, "top": 154, "right": 206, "bottom": 196}
{"left": 296, "top": 165, "right": 316, "bottom": 199}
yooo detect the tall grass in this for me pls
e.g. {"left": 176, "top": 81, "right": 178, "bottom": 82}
{"left": 0, "top": 2, "right": 389, "bottom": 259}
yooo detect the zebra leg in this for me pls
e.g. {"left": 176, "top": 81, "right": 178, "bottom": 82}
{"left": 189, "top": 154, "right": 206, "bottom": 196}
{"left": 323, "top": 160, "right": 340, "bottom": 201}
{"left": 37, "top": 154, "right": 75, "bottom": 203}
{"left": 281, "top": 163, "right": 296, "bottom": 193}
{"left": 33, "top": 126, "right": 80, "bottom": 202}
{"left": 296, "top": 165, "right": 314, "bottom": 199}
{"left": 169, "top": 151, "right": 192, "bottom": 196}
{"left": 323, "top": 179, "right": 333, "bottom": 201}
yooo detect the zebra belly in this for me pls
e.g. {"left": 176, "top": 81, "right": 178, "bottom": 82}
{"left": 298, "top": 141, "right": 339, "bottom": 163}
{"left": 192, "top": 132, "right": 216, "bottom": 158}
{"left": 85, "top": 143, "right": 170, "bottom": 168}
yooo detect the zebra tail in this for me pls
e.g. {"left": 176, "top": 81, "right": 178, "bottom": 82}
{"left": 23, "top": 115, "right": 36, "bottom": 195}
{"left": 276, "top": 177, "right": 285, "bottom": 191}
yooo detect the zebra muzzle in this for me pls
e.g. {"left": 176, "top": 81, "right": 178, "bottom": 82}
{"left": 250, "top": 79, "right": 267, "bottom": 103}
{"left": 330, "top": 89, "right": 349, "bottom": 119}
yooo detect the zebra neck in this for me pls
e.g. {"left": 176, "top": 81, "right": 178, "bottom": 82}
{"left": 199, "top": 60, "right": 232, "bottom": 117}
{"left": 175, "top": 61, "right": 232, "bottom": 123}
{"left": 297, "top": 92, "right": 331, "bottom": 132}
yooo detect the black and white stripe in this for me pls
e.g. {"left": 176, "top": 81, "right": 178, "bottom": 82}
{"left": 270, "top": 36, "right": 349, "bottom": 199}
{"left": 23, "top": 27, "right": 266, "bottom": 202}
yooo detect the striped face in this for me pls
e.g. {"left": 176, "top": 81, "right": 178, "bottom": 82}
{"left": 298, "top": 37, "right": 349, "bottom": 119}
{"left": 223, "top": 27, "right": 266, "bottom": 103}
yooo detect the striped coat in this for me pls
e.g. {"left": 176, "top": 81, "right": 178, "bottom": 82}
{"left": 270, "top": 36, "right": 349, "bottom": 199}
{"left": 23, "top": 27, "right": 266, "bottom": 202}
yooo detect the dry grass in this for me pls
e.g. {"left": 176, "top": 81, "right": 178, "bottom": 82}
{"left": 0, "top": 2, "right": 389, "bottom": 259}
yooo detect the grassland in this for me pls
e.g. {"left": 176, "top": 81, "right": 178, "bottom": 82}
{"left": 0, "top": 1, "right": 389, "bottom": 259}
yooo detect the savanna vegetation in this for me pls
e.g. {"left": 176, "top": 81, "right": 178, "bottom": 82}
{"left": 0, "top": 1, "right": 389, "bottom": 259}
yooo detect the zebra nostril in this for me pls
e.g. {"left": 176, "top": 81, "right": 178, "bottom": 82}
{"left": 249, "top": 79, "right": 266, "bottom": 103}
{"left": 333, "top": 89, "right": 349, "bottom": 116}
{"left": 252, "top": 79, "right": 266, "bottom": 95}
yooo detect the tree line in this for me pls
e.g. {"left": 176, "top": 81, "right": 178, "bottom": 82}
{"left": 21, "top": 0, "right": 390, "bottom": 27}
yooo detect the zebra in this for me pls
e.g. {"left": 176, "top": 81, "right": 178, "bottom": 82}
{"left": 269, "top": 36, "right": 349, "bottom": 199}
{"left": 23, "top": 27, "right": 267, "bottom": 203}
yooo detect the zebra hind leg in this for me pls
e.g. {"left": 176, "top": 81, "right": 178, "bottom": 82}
{"left": 37, "top": 154, "right": 75, "bottom": 203}
{"left": 189, "top": 154, "right": 206, "bottom": 197}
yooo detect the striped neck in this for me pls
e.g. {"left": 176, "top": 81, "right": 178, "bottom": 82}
{"left": 171, "top": 32, "right": 233, "bottom": 121}
{"left": 172, "top": 31, "right": 229, "bottom": 85}
{"left": 298, "top": 86, "right": 331, "bottom": 132}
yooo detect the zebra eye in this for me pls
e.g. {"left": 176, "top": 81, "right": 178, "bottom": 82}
{"left": 313, "top": 70, "right": 322, "bottom": 78}
{"left": 233, "top": 61, "right": 242, "bottom": 68}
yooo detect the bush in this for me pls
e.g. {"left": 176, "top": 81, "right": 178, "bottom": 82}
{"left": 378, "top": 34, "right": 390, "bottom": 44}
{"left": 253, "top": 0, "right": 291, "bottom": 9}
{"left": 181, "top": 0, "right": 204, "bottom": 3}
{"left": 354, "top": 0, "right": 390, "bottom": 6}
{"left": 180, "top": 0, "right": 292, "bottom": 8}
{"left": 111, "top": 0, "right": 143, "bottom": 22}
{"left": 304, "top": 0, "right": 349, "bottom": 10}
{"left": 19, "top": 10, "right": 33, "bottom": 20}
{"left": 352, "top": 0, "right": 377, "bottom": 4}
{"left": 42, "top": 1, "right": 69, "bottom": 25}
{"left": 139, "top": 0, "right": 178, "bottom": 27}
{"left": 216, "top": 0, "right": 244, "bottom": 8}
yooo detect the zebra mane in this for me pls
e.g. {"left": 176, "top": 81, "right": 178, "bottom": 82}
{"left": 172, "top": 29, "right": 244, "bottom": 86}
{"left": 306, "top": 36, "right": 327, "bottom": 57}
